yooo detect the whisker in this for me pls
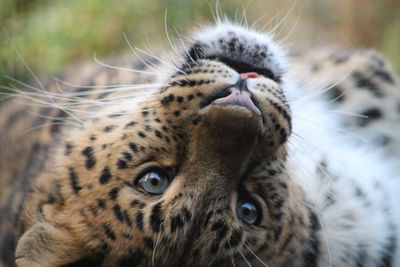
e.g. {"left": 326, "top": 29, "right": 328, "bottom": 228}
{"left": 244, "top": 242, "right": 270, "bottom": 267}
{"left": 93, "top": 53, "right": 162, "bottom": 75}
{"left": 238, "top": 247, "right": 252, "bottom": 267}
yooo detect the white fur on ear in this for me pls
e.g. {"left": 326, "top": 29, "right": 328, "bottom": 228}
{"left": 15, "top": 222, "right": 84, "bottom": 267}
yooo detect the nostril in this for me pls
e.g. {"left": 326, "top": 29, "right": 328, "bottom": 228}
{"left": 240, "top": 72, "right": 259, "bottom": 79}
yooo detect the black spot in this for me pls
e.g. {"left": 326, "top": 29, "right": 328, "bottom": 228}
{"left": 170, "top": 215, "right": 184, "bottom": 233}
{"left": 143, "top": 237, "right": 154, "bottom": 250}
{"left": 155, "top": 130, "right": 163, "bottom": 139}
{"left": 182, "top": 207, "right": 192, "bottom": 221}
{"left": 150, "top": 203, "right": 163, "bottom": 233}
{"left": 136, "top": 211, "right": 144, "bottom": 231}
{"left": 161, "top": 94, "right": 175, "bottom": 105}
{"left": 99, "top": 167, "right": 112, "bottom": 184}
{"left": 69, "top": 167, "right": 82, "bottom": 194}
{"left": 122, "top": 210, "right": 132, "bottom": 227}
{"left": 325, "top": 85, "right": 345, "bottom": 103}
{"left": 117, "top": 159, "right": 128, "bottom": 169}
{"left": 374, "top": 70, "right": 394, "bottom": 84}
{"left": 274, "top": 226, "right": 282, "bottom": 242}
{"left": 109, "top": 187, "right": 119, "bottom": 200}
{"left": 118, "top": 249, "right": 145, "bottom": 267}
{"left": 138, "top": 131, "right": 146, "bottom": 138}
{"left": 303, "top": 209, "right": 320, "bottom": 267}
{"left": 187, "top": 94, "right": 194, "bottom": 101}
{"left": 353, "top": 72, "right": 383, "bottom": 97}
{"left": 90, "top": 135, "right": 97, "bottom": 141}
{"left": 104, "top": 125, "right": 117, "bottom": 132}
{"left": 279, "top": 234, "right": 293, "bottom": 252}
{"left": 122, "top": 152, "right": 132, "bottom": 161}
{"left": 125, "top": 121, "right": 137, "bottom": 128}
{"left": 82, "top": 146, "right": 96, "bottom": 169}
{"left": 177, "top": 96, "right": 184, "bottom": 103}
{"left": 65, "top": 143, "right": 73, "bottom": 155}
{"left": 192, "top": 117, "right": 201, "bottom": 125}
{"left": 174, "top": 110, "right": 181, "bottom": 117}
{"left": 103, "top": 223, "right": 116, "bottom": 241}
{"left": 97, "top": 199, "right": 106, "bottom": 209}
{"left": 225, "top": 229, "right": 242, "bottom": 248}
{"left": 358, "top": 108, "right": 382, "bottom": 126}
{"left": 142, "top": 110, "right": 149, "bottom": 117}
{"left": 129, "top": 143, "right": 138, "bottom": 153}
{"left": 113, "top": 204, "right": 124, "bottom": 222}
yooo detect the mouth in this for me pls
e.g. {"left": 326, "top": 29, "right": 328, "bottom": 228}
{"left": 211, "top": 87, "right": 262, "bottom": 117}
{"left": 200, "top": 78, "right": 262, "bottom": 117}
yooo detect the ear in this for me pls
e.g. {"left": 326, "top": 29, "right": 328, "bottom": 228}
{"left": 15, "top": 222, "right": 86, "bottom": 267}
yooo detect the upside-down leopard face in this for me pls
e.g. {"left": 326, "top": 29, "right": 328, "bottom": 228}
{"left": 16, "top": 23, "right": 315, "bottom": 267}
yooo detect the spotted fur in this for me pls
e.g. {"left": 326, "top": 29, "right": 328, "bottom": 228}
{"left": 0, "top": 22, "right": 399, "bottom": 267}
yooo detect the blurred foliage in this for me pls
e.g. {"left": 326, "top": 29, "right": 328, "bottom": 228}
{"left": 0, "top": 0, "right": 399, "bottom": 91}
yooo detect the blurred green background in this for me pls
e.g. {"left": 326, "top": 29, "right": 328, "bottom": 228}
{"left": 1, "top": 0, "right": 399, "bottom": 90}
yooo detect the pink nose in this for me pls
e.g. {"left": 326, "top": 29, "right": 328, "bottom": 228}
{"left": 240, "top": 72, "right": 259, "bottom": 79}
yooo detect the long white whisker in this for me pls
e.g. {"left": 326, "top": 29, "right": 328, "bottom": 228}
{"left": 93, "top": 53, "right": 161, "bottom": 75}
{"left": 238, "top": 248, "right": 252, "bottom": 267}
{"left": 244, "top": 243, "right": 269, "bottom": 267}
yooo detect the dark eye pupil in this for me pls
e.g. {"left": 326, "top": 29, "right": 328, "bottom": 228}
{"left": 242, "top": 207, "right": 250, "bottom": 216}
{"left": 150, "top": 178, "right": 159, "bottom": 186}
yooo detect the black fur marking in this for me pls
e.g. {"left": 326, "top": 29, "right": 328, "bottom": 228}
{"left": 325, "top": 85, "right": 345, "bottom": 103}
{"left": 150, "top": 202, "right": 163, "bottom": 233}
{"left": 97, "top": 199, "right": 106, "bottom": 209}
{"left": 104, "top": 125, "right": 117, "bottom": 132}
{"left": 225, "top": 229, "right": 242, "bottom": 248}
{"left": 109, "top": 187, "right": 119, "bottom": 200}
{"left": 65, "top": 143, "right": 73, "bottom": 155}
{"left": 129, "top": 142, "right": 138, "bottom": 153}
{"left": 136, "top": 211, "right": 144, "bottom": 231}
{"left": 138, "top": 131, "right": 146, "bottom": 138}
{"left": 103, "top": 223, "right": 116, "bottom": 241}
{"left": 161, "top": 94, "right": 175, "bottom": 105}
{"left": 374, "top": 70, "right": 394, "bottom": 84}
{"left": 125, "top": 121, "right": 137, "bottom": 128}
{"left": 143, "top": 237, "right": 154, "bottom": 250}
{"left": 117, "top": 159, "right": 128, "bottom": 169}
{"left": 358, "top": 108, "right": 382, "bottom": 126}
{"left": 113, "top": 204, "right": 124, "bottom": 222}
{"left": 302, "top": 209, "right": 320, "bottom": 267}
{"left": 122, "top": 210, "right": 132, "bottom": 227}
{"left": 174, "top": 110, "right": 181, "bottom": 117}
{"left": 50, "top": 109, "right": 68, "bottom": 134}
{"left": 99, "top": 167, "right": 112, "bottom": 184}
{"left": 82, "top": 146, "right": 96, "bottom": 169}
{"left": 122, "top": 152, "right": 132, "bottom": 161}
{"left": 68, "top": 167, "right": 82, "bottom": 194}
{"left": 353, "top": 72, "right": 383, "bottom": 97}
{"left": 155, "top": 130, "right": 163, "bottom": 139}
{"left": 170, "top": 215, "right": 184, "bottom": 233}
{"left": 118, "top": 249, "right": 145, "bottom": 267}
{"left": 274, "top": 226, "right": 283, "bottom": 242}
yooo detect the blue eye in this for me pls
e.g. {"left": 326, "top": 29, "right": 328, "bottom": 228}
{"left": 236, "top": 200, "right": 259, "bottom": 225}
{"left": 138, "top": 171, "right": 168, "bottom": 195}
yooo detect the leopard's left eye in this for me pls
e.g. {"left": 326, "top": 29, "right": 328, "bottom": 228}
{"left": 137, "top": 170, "right": 169, "bottom": 195}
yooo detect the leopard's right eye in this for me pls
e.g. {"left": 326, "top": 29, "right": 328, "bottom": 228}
{"left": 136, "top": 169, "right": 169, "bottom": 195}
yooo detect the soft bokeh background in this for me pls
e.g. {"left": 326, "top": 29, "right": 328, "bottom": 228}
{"left": 1, "top": 0, "right": 399, "bottom": 91}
